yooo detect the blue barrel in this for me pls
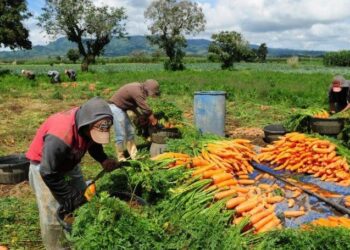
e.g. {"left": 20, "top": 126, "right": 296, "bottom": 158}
{"left": 194, "top": 91, "right": 226, "bottom": 136}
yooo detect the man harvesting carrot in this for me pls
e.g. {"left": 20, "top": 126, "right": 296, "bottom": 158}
{"left": 26, "top": 97, "right": 119, "bottom": 249}
{"left": 108, "top": 79, "right": 160, "bottom": 161}
{"left": 329, "top": 75, "right": 350, "bottom": 114}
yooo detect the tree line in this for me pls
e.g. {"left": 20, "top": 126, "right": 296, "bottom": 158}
{"left": 1, "top": 0, "right": 268, "bottom": 71}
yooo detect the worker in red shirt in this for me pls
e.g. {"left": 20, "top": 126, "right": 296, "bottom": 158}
{"left": 26, "top": 97, "right": 118, "bottom": 249}
{"left": 109, "top": 79, "right": 160, "bottom": 161}
{"left": 329, "top": 75, "right": 350, "bottom": 114}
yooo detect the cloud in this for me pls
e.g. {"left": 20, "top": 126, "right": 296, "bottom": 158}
{"left": 23, "top": 0, "right": 350, "bottom": 51}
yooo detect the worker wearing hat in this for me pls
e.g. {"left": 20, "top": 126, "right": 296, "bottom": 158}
{"left": 26, "top": 97, "right": 118, "bottom": 249}
{"left": 21, "top": 69, "right": 35, "bottom": 80}
{"left": 109, "top": 79, "right": 160, "bottom": 161}
{"left": 329, "top": 75, "right": 350, "bottom": 114}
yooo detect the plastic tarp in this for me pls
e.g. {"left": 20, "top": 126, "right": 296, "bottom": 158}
{"left": 249, "top": 162, "right": 349, "bottom": 228}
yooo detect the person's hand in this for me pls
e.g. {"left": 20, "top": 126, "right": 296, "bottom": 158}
{"left": 101, "top": 158, "right": 119, "bottom": 172}
{"left": 148, "top": 114, "right": 158, "bottom": 126}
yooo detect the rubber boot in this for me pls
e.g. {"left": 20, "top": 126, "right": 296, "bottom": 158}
{"left": 126, "top": 140, "right": 138, "bottom": 159}
{"left": 116, "top": 143, "right": 126, "bottom": 161}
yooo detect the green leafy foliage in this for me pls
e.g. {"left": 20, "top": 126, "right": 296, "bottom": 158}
{"left": 69, "top": 192, "right": 163, "bottom": 250}
{"left": 256, "top": 227, "right": 350, "bottom": 250}
{"left": 0, "top": 0, "right": 31, "bottom": 49}
{"left": 144, "top": 0, "right": 206, "bottom": 71}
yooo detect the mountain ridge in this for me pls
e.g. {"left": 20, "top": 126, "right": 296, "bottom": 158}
{"left": 0, "top": 35, "right": 326, "bottom": 59}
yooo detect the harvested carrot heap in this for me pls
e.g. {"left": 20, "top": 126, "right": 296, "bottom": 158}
{"left": 258, "top": 132, "right": 350, "bottom": 186}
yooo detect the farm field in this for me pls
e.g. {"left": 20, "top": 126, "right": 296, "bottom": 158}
{"left": 1, "top": 61, "right": 350, "bottom": 249}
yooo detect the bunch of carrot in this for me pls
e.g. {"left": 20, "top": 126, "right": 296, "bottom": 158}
{"left": 308, "top": 216, "right": 350, "bottom": 228}
{"left": 258, "top": 132, "right": 350, "bottom": 186}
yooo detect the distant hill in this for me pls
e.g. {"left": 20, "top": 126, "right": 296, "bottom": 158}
{"left": 0, "top": 35, "right": 325, "bottom": 60}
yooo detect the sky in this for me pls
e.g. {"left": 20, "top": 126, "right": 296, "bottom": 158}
{"left": 25, "top": 0, "right": 350, "bottom": 51}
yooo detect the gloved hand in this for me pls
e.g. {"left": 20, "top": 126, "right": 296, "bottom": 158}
{"left": 101, "top": 158, "right": 119, "bottom": 172}
{"left": 61, "top": 188, "right": 87, "bottom": 213}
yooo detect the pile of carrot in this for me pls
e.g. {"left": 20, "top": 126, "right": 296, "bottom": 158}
{"left": 308, "top": 216, "right": 350, "bottom": 228}
{"left": 221, "top": 185, "right": 284, "bottom": 233}
{"left": 192, "top": 139, "right": 257, "bottom": 174}
{"left": 313, "top": 110, "right": 330, "bottom": 118}
{"left": 258, "top": 132, "right": 350, "bottom": 186}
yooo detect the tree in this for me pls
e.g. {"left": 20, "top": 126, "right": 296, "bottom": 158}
{"left": 257, "top": 43, "right": 268, "bottom": 62}
{"left": 145, "top": 0, "right": 205, "bottom": 71}
{"left": 39, "top": 0, "right": 127, "bottom": 71}
{"left": 66, "top": 49, "right": 80, "bottom": 63}
{"left": 208, "top": 31, "right": 249, "bottom": 70}
{"left": 0, "top": 0, "right": 31, "bottom": 49}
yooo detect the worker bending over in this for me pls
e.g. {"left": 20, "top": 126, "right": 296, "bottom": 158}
{"left": 26, "top": 97, "right": 118, "bottom": 249}
{"left": 109, "top": 79, "right": 160, "bottom": 161}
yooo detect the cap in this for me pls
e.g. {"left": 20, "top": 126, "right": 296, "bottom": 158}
{"left": 143, "top": 79, "right": 160, "bottom": 97}
{"left": 332, "top": 75, "right": 346, "bottom": 92}
{"left": 90, "top": 118, "right": 112, "bottom": 144}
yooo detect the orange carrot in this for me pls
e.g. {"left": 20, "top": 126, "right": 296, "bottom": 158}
{"left": 266, "top": 196, "right": 284, "bottom": 204}
{"left": 214, "top": 189, "right": 237, "bottom": 200}
{"left": 257, "top": 218, "right": 280, "bottom": 233}
{"left": 250, "top": 206, "right": 274, "bottom": 224}
{"left": 247, "top": 204, "right": 265, "bottom": 216}
{"left": 283, "top": 210, "right": 305, "bottom": 217}
{"left": 253, "top": 214, "right": 275, "bottom": 230}
{"left": 288, "top": 199, "right": 295, "bottom": 208}
{"left": 202, "top": 169, "right": 226, "bottom": 179}
{"left": 212, "top": 173, "right": 233, "bottom": 184}
{"left": 192, "top": 164, "right": 215, "bottom": 176}
{"left": 226, "top": 196, "right": 246, "bottom": 209}
{"left": 216, "top": 179, "right": 237, "bottom": 188}
{"left": 237, "top": 179, "right": 255, "bottom": 185}
{"left": 236, "top": 197, "right": 259, "bottom": 214}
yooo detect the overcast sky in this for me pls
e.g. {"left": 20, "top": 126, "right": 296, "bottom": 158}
{"left": 25, "top": 0, "right": 350, "bottom": 51}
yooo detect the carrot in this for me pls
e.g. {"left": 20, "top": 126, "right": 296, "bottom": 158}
{"left": 236, "top": 197, "right": 259, "bottom": 213}
{"left": 192, "top": 164, "right": 215, "bottom": 176}
{"left": 238, "top": 174, "right": 249, "bottom": 179}
{"left": 283, "top": 210, "right": 305, "bottom": 217}
{"left": 288, "top": 199, "right": 295, "bottom": 208}
{"left": 231, "top": 186, "right": 250, "bottom": 193}
{"left": 237, "top": 179, "right": 255, "bottom": 185}
{"left": 202, "top": 169, "right": 226, "bottom": 179}
{"left": 253, "top": 214, "right": 275, "bottom": 230}
{"left": 250, "top": 206, "right": 275, "bottom": 224}
{"left": 192, "top": 158, "right": 209, "bottom": 167}
{"left": 226, "top": 196, "right": 246, "bottom": 209}
{"left": 257, "top": 218, "right": 280, "bottom": 233}
{"left": 216, "top": 179, "right": 237, "bottom": 188}
{"left": 247, "top": 204, "right": 265, "bottom": 216}
{"left": 214, "top": 189, "right": 237, "bottom": 200}
{"left": 266, "top": 196, "right": 284, "bottom": 204}
{"left": 232, "top": 216, "right": 243, "bottom": 225}
{"left": 212, "top": 173, "right": 233, "bottom": 184}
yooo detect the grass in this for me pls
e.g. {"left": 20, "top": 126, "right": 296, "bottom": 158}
{"left": 1, "top": 61, "right": 350, "bottom": 248}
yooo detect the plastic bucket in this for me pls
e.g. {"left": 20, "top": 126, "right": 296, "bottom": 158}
{"left": 263, "top": 124, "right": 287, "bottom": 143}
{"left": 0, "top": 154, "right": 30, "bottom": 184}
{"left": 194, "top": 91, "right": 226, "bottom": 136}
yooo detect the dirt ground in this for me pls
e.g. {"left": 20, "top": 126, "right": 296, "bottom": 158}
{"left": 0, "top": 180, "right": 33, "bottom": 198}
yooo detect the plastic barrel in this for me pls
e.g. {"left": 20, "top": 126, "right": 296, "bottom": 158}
{"left": 194, "top": 91, "right": 226, "bottom": 136}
